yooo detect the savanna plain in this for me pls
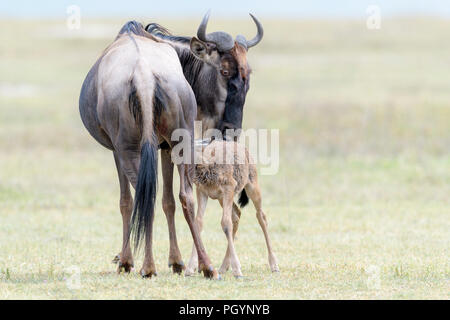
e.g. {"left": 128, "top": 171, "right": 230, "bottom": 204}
{"left": 0, "top": 17, "right": 449, "bottom": 299}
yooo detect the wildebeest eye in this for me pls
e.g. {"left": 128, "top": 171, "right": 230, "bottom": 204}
{"left": 220, "top": 69, "right": 230, "bottom": 77}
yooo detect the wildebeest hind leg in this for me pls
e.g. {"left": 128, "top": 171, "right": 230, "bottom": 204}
{"left": 113, "top": 152, "right": 134, "bottom": 273}
{"left": 161, "top": 149, "right": 185, "bottom": 274}
{"left": 116, "top": 149, "right": 157, "bottom": 277}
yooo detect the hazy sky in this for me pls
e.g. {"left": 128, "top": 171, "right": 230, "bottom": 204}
{"left": 1, "top": 0, "right": 449, "bottom": 18}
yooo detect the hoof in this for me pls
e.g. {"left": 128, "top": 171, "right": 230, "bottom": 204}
{"left": 201, "top": 265, "right": 219, "bottom": 280}
{"left": 234, "top": 275, "right": 244, "bottom": 279}
{"left": 140, "top": 268, "right": 157, "bottom": 278}
{"left": 169, "top": 262, "right": 185, "bottom": 275}
{"left": 271, "top": 265, "right": 280, "bottom": 273}
{"left": 140, "top": 270, "right": 157, "bottom": 278}
{"left": 117, "top": 261, "right": 134, "bottom": 274}
{"left": 218, "top": 266, "right": 229, "bottom": 275}
{"left": 184, "top": 268, "right": 197, "bottom": 277}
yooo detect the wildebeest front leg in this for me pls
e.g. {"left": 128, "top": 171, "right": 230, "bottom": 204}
{"left": 177, "top": 164, "right": 218, "bottom": 279}
{"left": 161, "top": 149, "right": 185, "bottom": 274}
{"left": 113, "top": 152, "right": 134, "bottom": 273}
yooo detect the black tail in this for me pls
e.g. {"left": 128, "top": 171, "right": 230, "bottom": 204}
{"left": 129, "top": 141, "right": 158, "bottom": 251}
{"left": 238, "top": 189, "right": 249, "bottom": 208}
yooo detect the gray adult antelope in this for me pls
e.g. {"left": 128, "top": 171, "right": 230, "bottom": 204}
{"left": 79, "top": 21, "right": 216, "bottom": 278}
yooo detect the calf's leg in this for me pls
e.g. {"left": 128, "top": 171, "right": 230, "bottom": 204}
{"left": 219, "top": 203, "right": 241, "bottom": 274}
{"left": 245, "top": 183, "right": 280, "bottom": 272}
{"left": 220, "top": 190, "right": 243, "bottom": 278}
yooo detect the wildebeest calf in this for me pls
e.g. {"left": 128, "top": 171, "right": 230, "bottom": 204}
{"left": 185, "top": 140, "right": 279, "bottom": 277}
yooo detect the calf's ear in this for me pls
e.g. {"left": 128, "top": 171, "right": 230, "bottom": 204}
{"left": 190, "top": 37, "right": 208, "bottom": 60}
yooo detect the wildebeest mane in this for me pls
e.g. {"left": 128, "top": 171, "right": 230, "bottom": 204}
{"left": 145, "top": 22, "right": 218, "bottom": 118}
{"left": 117, "top": 21, "right": 148, "bottom": 39}
{"left": 145, "top": 23, "right": 191, "bottom": 44}
{"left": 144, "top": 23, "right": 203, "bottom": 85}
{"left": 116, "top": 21, "right": 161, "bottom": 52}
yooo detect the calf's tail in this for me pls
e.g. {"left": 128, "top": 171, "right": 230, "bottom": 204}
{"left": 238, "top": 189, "right": 249, "bottom": 208}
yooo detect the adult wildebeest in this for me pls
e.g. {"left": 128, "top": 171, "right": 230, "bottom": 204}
{"left": 79, "top": 21, "right": 217, "bottom": 278}
{"left": 145, "top": 11, "right": 263, "bottom": 275}
{"left": 79, "top": 11, "right": 263, "bottom": 279}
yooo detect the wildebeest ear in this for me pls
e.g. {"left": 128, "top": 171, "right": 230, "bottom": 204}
{"left": 190, "top": 37, "right": 208, "bottom": 60}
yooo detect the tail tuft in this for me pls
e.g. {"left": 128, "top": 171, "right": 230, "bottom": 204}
{"left": 129, "top": 141, "right": 158, "bottom": 251}
{"left": 238, "top": 189, "right": 249, "bottom": 208}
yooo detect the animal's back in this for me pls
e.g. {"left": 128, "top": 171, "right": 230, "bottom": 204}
{"left": 79, "top": 21, "right": 187, "bottom": 150}
{"left": 98, "top": 34, "right": 183, "bottom": 87}
{"left": 194, "top": 140, "right": 254, "bottom": 193}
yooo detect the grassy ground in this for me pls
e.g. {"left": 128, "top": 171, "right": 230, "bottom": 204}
{"left": 0, "top": 17, "right": 449, "bottom": 299}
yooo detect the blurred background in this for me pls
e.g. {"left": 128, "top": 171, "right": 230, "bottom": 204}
{"left": 0, "top": 1, "right": 448, "bottom": 299}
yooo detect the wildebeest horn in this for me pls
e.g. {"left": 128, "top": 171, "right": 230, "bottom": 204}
{"left": 236, "top": 13, "right": 264, "bottom": 50}
{"left": 197, "top": 10, "right": 235, "bottom": 52}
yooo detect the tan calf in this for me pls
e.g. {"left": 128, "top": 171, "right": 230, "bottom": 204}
{"left": 185, "top": 140, "right": 279, "bottom": 277}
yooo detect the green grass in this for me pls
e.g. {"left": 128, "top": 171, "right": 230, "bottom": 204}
{"left": 0, "top": 17, "right": 449, "bottom": 299}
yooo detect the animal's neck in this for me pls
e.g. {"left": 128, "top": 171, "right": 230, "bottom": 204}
{"left": 145, "top": 26, "right": 223, "bottom": 127}
{"left": 170, "top": 43, "right": 225, "bottom": 131}
{"left": 177, "top": 47, "right": 204, "bottom": 92}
